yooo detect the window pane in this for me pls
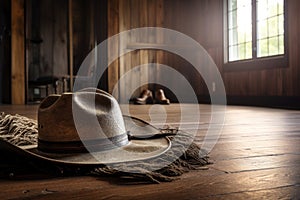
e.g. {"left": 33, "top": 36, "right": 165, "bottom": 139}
{"left": 229, "top": 28, "right": 238, "bottom": 45}
{"left": 228, "top": 0, "right": 252, "bottom": 61}
{"left": 257, "top": 20, "right": 268, "bottom": 39}
{"left": 257, "top": 39, "right": 268, "bottom": 57}
{"left": 268, "top": 16, "right": 278, "bottom": 37}
{"left": 229, "top": 45, "right": 239, "bottom": 61}
{"left": 279, "top": 35, "right": 284, "bottom": 54}
{"left": 278, "top": 0, "right": 284, "bottom": 14}
{"left": 237, "top": 0, "right": 252, "bottom": 30}
{"left": 269, "top": 37, "right": 279, "bottom": 56}
{"left": 238, "top": 43, "right": 246, "bottom": 59}
{"left": 268, "top": 0, "right": 279, "bottom": 17}
{"left": 257, "top": 0, "right": 268, "bottom": 21}
{"left": 237, "top": 30, "right": 245, "bottom": 43}
{"left": 278, "top": 14, "right": 284, "bottom": 35}
{"left": 228, "top": 11, "right": 237, "bottom": 29}
{"left": 245, "top": 26, "right": 252, "bottom": 42}
{"left": 256, "top": 0, "right": 284, "bottom": 58}
{"left": 246, "top": 42, "right": 252, "bottom": 59}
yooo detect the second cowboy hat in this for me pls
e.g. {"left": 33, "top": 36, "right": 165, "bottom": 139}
{"left": 0, "top": 88, "right": 172, "bottom": 165}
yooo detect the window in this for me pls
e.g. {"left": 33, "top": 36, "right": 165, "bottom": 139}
{"left": 224, "top": 0, "right": 287, "bottom": 70}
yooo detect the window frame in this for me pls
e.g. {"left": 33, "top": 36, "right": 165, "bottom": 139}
{"left": 223, "top": 0, "right": 288, "bottom": 72}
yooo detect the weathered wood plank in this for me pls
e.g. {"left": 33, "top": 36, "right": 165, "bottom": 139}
{"left": 118, "top": 0, "right": 131, "bottom": 103}
{"left": 53, "top": 2, "right": 68, "bottom": 78}
{"left": 107, "top": 0, "right": 119, "bottom": 96}
{"left": 0, "top": 104, "right": 299, "bottom": 199}
{"left": 138, "top": 1, "right": 149, "bottom": 93}
{"left": 0, "top": 166, "right": 299, "bottom": 200}
{"left": 11, "top": 0, "right": 25, "bottom": 104}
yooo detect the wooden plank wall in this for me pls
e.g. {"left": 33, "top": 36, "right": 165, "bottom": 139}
{"left": 11, "top": 0, "right": 25, "bottom": 104}
{"left": 161, "top": 0, "right": 210, "bottom": 97}
{"left": 107, "top": 0, "right": 165, "bottom": 102}
{"left": 72, "top": 0, "right": 94, "bottom": 75}
{"left": 9, "top": 0, "right": 105, "bottom": 103}
{"left": 27, "top": 0, "right": 68, "bottom": 81}
{"left": 107, "top": 0, "right": 220, "bottom": 102}
{"left": 9, "top": 0, "right": 299, "bottom": 104}
{"left": 107, "top": 0, "right": 300, "bottom": 104}
{"left": 26, "top": 0, "right": 107, "bottom": 96}
{"left": 107, "top": 0, "right": 120, "bottom": 98}
{"left": 70, "top": 0, "right": 108, "bottom": 90}
{"left": 161, "top": 0, "right": 300, "bottom": 98}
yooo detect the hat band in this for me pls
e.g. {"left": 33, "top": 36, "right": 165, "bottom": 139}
{"left": 38, "top": 132, "right": 129, "bottom": 153}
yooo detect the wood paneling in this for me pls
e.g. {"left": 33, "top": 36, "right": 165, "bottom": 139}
{"left": 10, "top": 0, "right": 299, "bottom": 104}
{"left": 107, "top": 0, "right": 165, "bottom": 102}
{"left": 107, "top": 0, "right": 119, "bottom": 97}
{"left": 107, "top": 0, "right": 300, "bottom": 105}
{"left": 26, "top": 0, "right": 68, "bottom": 80}
{"left": 11, "top": 0, "right": 25, "bottom": 104}
{"left": 107, "top": 0, "right": 212, "bottom": 102}
{"left": 68, "top": 0, "right": 73, "bottom": 91}
{"left": 72, "top": 0, "right": 95, "bottom": 75}
{"left": 287, "top": 0, "right": 300, "bottom": 96}
{"left": 70, "top": 0, "right": 108, "bottom": 91}
{"left": 25, "top": 0, "right": 108, "bottom": 95}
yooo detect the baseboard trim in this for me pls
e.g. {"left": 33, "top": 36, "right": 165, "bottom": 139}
{"left": 196, "top": 95, "right": 300, "bottom": 109}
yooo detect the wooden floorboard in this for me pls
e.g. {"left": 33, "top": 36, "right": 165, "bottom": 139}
{"left": 0, "top": 103, "right": 299, "bottom": 199}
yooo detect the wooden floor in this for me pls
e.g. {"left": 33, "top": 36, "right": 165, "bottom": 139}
{"left": 0, "top": 104, "right": 299, "bottom": 199}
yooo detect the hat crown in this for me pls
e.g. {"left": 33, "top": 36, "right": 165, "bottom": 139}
{"left": 38, "top": 88, "right": 128, "bottom": 152}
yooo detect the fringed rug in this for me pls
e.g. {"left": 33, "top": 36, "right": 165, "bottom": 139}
{"left": 0, "top": 112, "right": 210, "bottom": 183}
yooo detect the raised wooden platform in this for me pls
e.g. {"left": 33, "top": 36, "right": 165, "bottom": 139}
{"left": 0, "top": 104, "right": 299, "bottom": 199}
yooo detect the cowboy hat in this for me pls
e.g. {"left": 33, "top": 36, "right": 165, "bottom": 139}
{"left": 0, "top": 88, "right": 171, "bottom": 166}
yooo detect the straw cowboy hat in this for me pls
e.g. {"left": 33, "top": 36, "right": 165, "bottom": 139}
{"left": 0, "top": 88, "right": 171, "bottom": 166}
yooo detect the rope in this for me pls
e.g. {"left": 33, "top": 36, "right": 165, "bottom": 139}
{"left": 0, "top": 112, "right": 38, "bottom": 146}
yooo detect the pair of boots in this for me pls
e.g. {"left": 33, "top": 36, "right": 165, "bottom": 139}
{"left": 134, "top": 89, "right": 170, "bottom": 105}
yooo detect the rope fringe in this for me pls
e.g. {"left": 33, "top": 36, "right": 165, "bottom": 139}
{"left": 0, "top": 112, "right": 38, "bottom": 146}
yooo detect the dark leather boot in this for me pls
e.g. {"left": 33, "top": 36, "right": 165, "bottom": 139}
{"left": 134, "top": 89, "right": 153, "bottom": 104}
{"left": 155, "top": 89, "right": 170, "bottom": 104}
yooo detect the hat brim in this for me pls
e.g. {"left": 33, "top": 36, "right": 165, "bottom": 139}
{"left": 0, "top": 116, "right": 171, "bottom": 166}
